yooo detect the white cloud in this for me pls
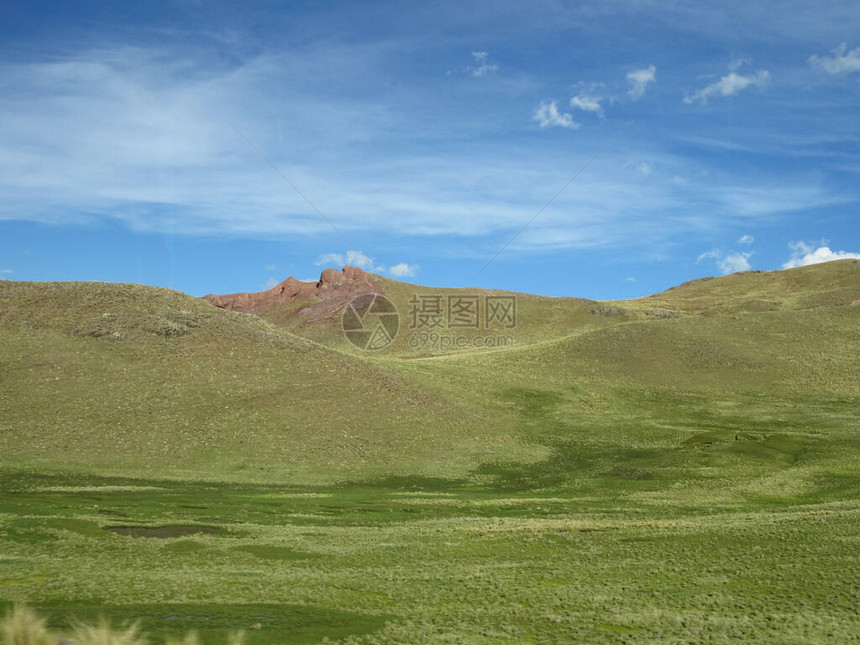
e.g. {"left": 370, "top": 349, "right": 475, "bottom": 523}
{"left": 718, "top": 252, "right": 752, "bottom": 274}
{"left": 264, "top": 276, "right": 279, "bottom": 289}
{"left": 783, "top": 242, "right": 860, "bottom": 268}
{"left": 570, "top": 88, "right": 604, "bottom": 117}
{"left": 345, "top": 250, "right": 377, "bottom": 269}
{"left": 314, "top": 252, "right": 345, "bottom": 266}
{"left": 738, "top": 234, "right": 754, "bottom": 244}
{"left": 684, "top": 69, "right": 770, "bottom": 104}
{"left": 0, "top": 46, "right": 848, "bottom": 258}
{"left": 638, "top": 162, "right": 652, "bottom": 176}
{"left": 696, "top": 249, "right": 721, "bottom": 263}
{"left": 533, "top": 101, "right": 578, "bottom": 129}
{"left": 623, "top": 276, "right": 636, "bottom": 283}
{"left": 469, "top": 51, "right": 499, "bottom": 77}
{"left": 698, "top": 245, "right": 753, "bottom": 274}
{"left": 388, "top": 262, "right": 418, "bottom": 278}
{"left": 314, "top": 251, "right": 417, "bottom": 277}
{"left": 315, "top": 250, "right": 377, "bottom": 270}
{"left": 0, "top": 269, "right": 13, "bottom": 274}
{"left": 808, "top": 43, "right": 860, "bottom": 75}
{"left": 627, "top": 65, "right": 656, "bottom": 99}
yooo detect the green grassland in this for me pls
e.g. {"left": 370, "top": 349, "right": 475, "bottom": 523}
{"left": 1, "top": 261, "right": 859, "bottom": 643}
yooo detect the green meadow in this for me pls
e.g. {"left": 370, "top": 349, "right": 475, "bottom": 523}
{"left": 1, "top": 260, "right": 859, "bottom": 643}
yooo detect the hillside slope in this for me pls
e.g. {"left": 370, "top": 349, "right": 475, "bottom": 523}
{"left": 628, "top": 258, "right": 860, "bottom": 314}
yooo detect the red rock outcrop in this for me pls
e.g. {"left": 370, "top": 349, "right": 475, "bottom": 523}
{"left": 202, "top": 266, "right": 382, "bottom": 321}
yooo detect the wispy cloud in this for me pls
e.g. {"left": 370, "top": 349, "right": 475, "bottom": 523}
{"left": 684, "top": 64, "right": 770, "bottom": 104}
{"left": 0, "top": 269, "right": 13, "bottom": 274}
{"left": 716, "top": 185, "right": 841, "bottom": 216}
{"left": 533, "top": 100, "right": 578, "bottom": 129}
{"left": 627, "top": 65, "right": 656, "bottom": 99}
{"left": 0, "top": 44, "right": 849, "bottom": 262}
{"left": 783, "top": 242, "right": 860, "bottom": 268}
{"left": 570, "top": 85, "right": 604, "bottom": 117}
{"left": 315, "top": 250, "right": 377, "bottom": 270}
{"left": 729, "top": 57, "right": 753, "bottom": 72}
{"left": 738, "top": 234, "right": 754, "bottom": 244}
{"left": 697, "top": 249, "right": 721, "bottom": 263}
{"left": 469, "top": 51, "right": 499, "bottom": 77}
{"left": 808, "top": 43, "right": 860, "bottom": 75}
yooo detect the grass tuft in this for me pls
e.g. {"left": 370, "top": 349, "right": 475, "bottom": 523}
{"left": 1, "top": 604, "right": 53, "bottom": 645}
{"left": 69, "top": 618, "right": 147, "bottom": 645}
{"left": 1, "top": 607, "right": 250, "bottom": 645}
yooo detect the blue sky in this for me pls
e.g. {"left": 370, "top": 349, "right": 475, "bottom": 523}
{"left": 1, "top": 1, "right": 859, "bottom": 299}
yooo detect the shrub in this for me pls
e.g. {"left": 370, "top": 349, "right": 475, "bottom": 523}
{"left": 589, "top": 304, "right": 631, "bottom": 317}
{"left": 144, "top": 316, "right": 189, "bottom": 337}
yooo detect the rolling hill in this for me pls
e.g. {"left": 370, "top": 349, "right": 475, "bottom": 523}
{"left": 1, "top": 260, "right": 858, "bottom": 485}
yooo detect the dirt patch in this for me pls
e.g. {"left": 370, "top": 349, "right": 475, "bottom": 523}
{"left": 97, "top": 509, "right": 127, "bottom": 517}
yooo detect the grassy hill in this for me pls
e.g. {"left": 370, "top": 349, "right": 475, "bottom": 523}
{"left": 1, "top": 261, "right": 858, "bottom": 643}
{"left": 0, "top": 280, "right": 520, "bottom": 484}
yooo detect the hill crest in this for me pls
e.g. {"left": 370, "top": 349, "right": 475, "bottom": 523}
{"left": 202, "top": 265, "right": 381, "bottom": 320}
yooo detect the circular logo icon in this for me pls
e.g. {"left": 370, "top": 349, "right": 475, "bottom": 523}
{"left": 342, "top": 293, "right": 399, "bottom": 350}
